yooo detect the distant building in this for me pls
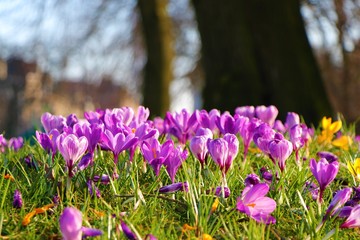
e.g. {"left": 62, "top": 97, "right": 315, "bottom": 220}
{"left": 0, "top": 57, "right": 138, "bottom": 137}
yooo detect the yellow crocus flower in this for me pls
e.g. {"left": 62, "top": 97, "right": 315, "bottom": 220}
{"left": 317, "top": 117, "right": 342, "bottom": 144}
{"left": 332, "top": 135, "right": 353, "bottom": 150}
{"left": 200, "top": 233, "right": 213, "bottom": 240}
{"left": 348, "top": 158, "right": 360, "bottom": 180}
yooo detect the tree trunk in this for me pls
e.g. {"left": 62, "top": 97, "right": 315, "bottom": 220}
{"left": 192, "top": 0, "right": 333, "bottom": 123}
{"left": 138, "top": 0, "right": 173, "bottom": 118}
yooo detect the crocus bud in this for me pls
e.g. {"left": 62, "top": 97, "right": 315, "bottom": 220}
{"left": 317, "top": 151, "right": 338, "bottom": 163}
{"left": 255, "top": 105, "right": 278, "bottom": 127}
{"left": 324, "top": 188, "right": 353, "bottom": 219}
{"left": 244, "top": 174, "right": 261, "bottom": 187}
{"left": 195, "top": 127, "right": 213, "bottom": 139}
{"left": 158, "top": 182, "right": 189, "bottom": 194}
{"left": 341, "top": 205, "right": 360, "bottom": 228}
{"left": 59, "top": 207, "right": 83, "bottom": 240}
{"left": 13, "top": 189, "right": 23, "bottom": 208}
{"left": 215, "top": 186, "right": 231, "bottom": 198}
{"left": 310, "top": 158, "right": 339, "bottom": 202}
{"left": 8, "top": 137, "right": 24, "bottom": 152}
{"left": 285, "top": 112, "right": 300, "bottom": 130}
{"left": 223, "top": 133, "right": 239, "bottom": 173}
{"left": 235, "top": 106, "right": 255, "bottom": 119}
{"left": 207, "top": 138, "right": 228, "bottom": 173}
{"left": 190, "top": 136, "right": 208, "bottom": 166}
{"left": 260, "top": 167, "right": 273, "bottom": 184}
{"left": 120, "top": 221, "right": 137, "bottom": 240}
{"left": 268, "top": 133, "right": 293, "bottom": 171}
{"left": 66, "top": 113, "right": 78, "bottom": 128}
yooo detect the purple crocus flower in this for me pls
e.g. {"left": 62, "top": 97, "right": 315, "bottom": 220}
{"left": 86, "top": 179, "right": 101, "bottom": 198}
{"left": 13, "top": 189, "right": 23, "bottom": 208}
{"left": 145, "top": 234, "right": 158, "bottom": 240}
{"left": 128, "top": 106, "right": 150, "bottom": 128}
{"left": 93, "top": 174, "right": 120, "bottom": 185}
{"left": 102, "top": 108, "right": 131, "bottom": 134}
{"left": 8, "top": 136, "right": 24, "bottom": 152}
{"left": 73, "top": 122, "right": 103, "bottom": 154}
{"left": 195, "top": 127, "right": 213, "bottom": 139}
{"left": 289, "top": 125, "right": 304, "bottom": 160}
{"left": 317, "top": 151, "right": 338, "bottom": 163}
{"left": 244, "top": 174, "right": 261, "bottom": 187}
{"left": 0, "top": 134, "right": 7, "bottom": 152}
{"left": 260, "top": 167, "right": 274, "bottom": 185}
{"left": 66, "top": 113, "right": 79, "bottom": 128}
{"left": 23, "top": 155, "right": 37, "bottom": 169}
{"left": 337, "top": 206, "right": 353, "bottom": 218}
{"left": 215, "top": 112, "right": 242, "bottom": 135}
{"left": 163, "top": 146, "right": 188, "bottom": 183}
{"left": 36, "top": 129, "right": 60, "bottom": 159}
{"left": 345, "top": 186, "right": 360, "bottom": 207}
{"left": 324, "top": 188, "right": 352, "bottom": 220}
{"left": 340, "top": 205, "right": 360, "bottom": 228}
{"left": 120, "top": 221, "right": 137, "bottom": 240}
{"left": 255, "top": 105, "right": 278, "bottom": 127}
{"left": 285, "top": 112, "right": 300, "bottom": 130}
{"left": 243, "top": 173, "right": 261, "bottom": 195}
{"left": 268, "top": 133, "right": 293, "bottom": 172}
{"left": 57, "top": 134, "right": 88, "bottom": 178}
{"left": 77, "top": 152, "right": 94, "bottom": 171}
{"left": 158, "top": 182, "right": 189, "bottom": 194}
{"left": 190, "top": 136, "right": 209, "bottom": 167}
{"left": 223, "top": 133, "right": 239, "bottom": 169}
{"left": 236, "top": 183, "right": 276, "bottom": 224}
{"left": 253, "top": 123, "right": 276, "bottom": 155}
{"left": 100, "top": 129, "right": 138, "bottom": 164}
{"left": 84, "top": 109, "right": 105, "bottom": 125}
{"left": 41, "top": 112, "right": 67, "bottom": 133}
{"left": 239, "top": 117, "right": 261, "bottom": 160}
{"left": 304, "top": 181, "right": 319, "bottom": 201}
{"left": 128, "top": 123, "right": 158, "bottom": 162}
{"left": 214, "top": 186, "right": 231, "bottom": 198}
{"left": 59, "top": 207, "right": 103, "bottom": 240}
{"left": 309, "top": 158, "right": 339, "bottom": 202}
{"left": 197, "top": 109, "right": 220, "bottom": 133}
{"left": 165, "top": 109, "right": 199, "bottom": 144}
{"left": 207, "top": 138, "right": 231, "bottom": 176}
{"left": 141, "top": 138, "right": 174, "bottom": 176}
{"left": 235, "top": 105, "right": 255, "bottom": 119}
{"left": 273, "top": 120, "right": 286, "bottom": 133}
{"left": 53, "top": 194, "right": 60, "bottom": 205}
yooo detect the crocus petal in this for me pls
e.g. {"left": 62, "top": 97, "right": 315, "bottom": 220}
{"left": 120, "top": 221, "right": 137, "bottom": 240}
{"left": 341, "top": 205, "right": 360, "bottom": 228}
{"left": 59, "top": 207, "right": 83, "bottom": 240}
{"left": 251, "top": 213, "right": 276, "bottom": 224}
{"left": 251, "top": 197, "right": 276, "bottom": 216}
{"left": 82, "top": 227, "right": 103, "bottom": 238}
{"left": 242, "top": 183, "right": 269, "bottom": 203}
{"left": 13, "top": 189, "right": 23, "bottom": 208}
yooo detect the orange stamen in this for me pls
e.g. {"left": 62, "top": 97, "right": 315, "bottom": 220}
{"left": 210, "top": 198, "right": 219, "bottom": 213}
{"left": 22, "top": 210, "right": 37, "bottom": 226}
{"left": 4, "top": 174, "right": 14, "bottom": 181}
{"left": 246, "top": 203, "right": 256, "bottom": 208}
{"left": 152, "top": 148, "right": 157, "bottom": 158}
{"left": 22, "top": 204, "right": 55, "bottom": 226}
{"left": 182, "top": 223, "right": 197, "bottom": 232}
